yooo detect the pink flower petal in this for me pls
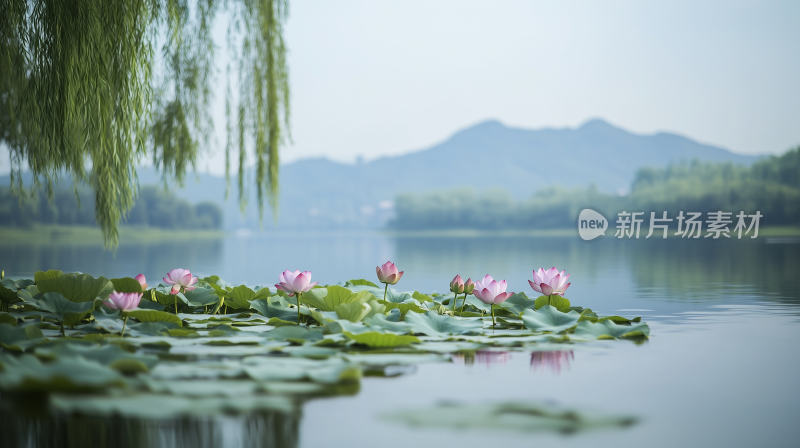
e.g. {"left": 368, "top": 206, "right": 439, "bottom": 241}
{"left": 528, "top": 280, "right": 543, "bottom": 293}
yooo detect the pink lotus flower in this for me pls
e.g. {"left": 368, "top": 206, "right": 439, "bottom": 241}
{"left": 134, "top": 273, "right": 148, "bottom": 291}
{"left": 376, "top": 261, "right": 404, "bottom": 285}
{"left": 104, "top": 292, "right": 142, "bottom": 312}
{"left": 450, "top": 275, "right": 465, "bottom": 294}
{"left": 473, "top": 275, "right": 513, "bottom": 305}
{"left": 528, "top": 267, "right": 571, "bottom": 296}
{"left": 163, "top": 268, "right": 198, "bottom": 295}
{"left": 275, "top": 270, "right": 319, "bottom": 296}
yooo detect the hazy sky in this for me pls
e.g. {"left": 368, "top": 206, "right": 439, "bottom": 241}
{"left": 2, "top": 0, "right": 799, "bottom": 176}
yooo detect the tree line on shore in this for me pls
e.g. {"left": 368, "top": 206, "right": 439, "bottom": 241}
{"left": 391, "top": 147, "right": 800, "bottom": 230}
{"left": 0, "top": 186, "right": 223, "bottom": 230}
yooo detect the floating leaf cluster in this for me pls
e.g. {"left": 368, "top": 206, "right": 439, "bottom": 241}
{"left": 0, "top": 271, "right": 648, "bottom": 432}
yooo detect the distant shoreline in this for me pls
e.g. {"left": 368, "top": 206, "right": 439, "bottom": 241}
{"left": 1, "top": 224, "right": 797, "bottom": 245}
{"left": 0, "top": 225, "right": 225, "bottom": 246}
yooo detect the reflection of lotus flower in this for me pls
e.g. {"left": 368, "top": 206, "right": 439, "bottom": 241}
{"left": 528, "top": 267, "right": 571, "bottom": 296}
{"left": 274, "top": 270, "right": 319, "bottom": 296}
{"left": 450, "top": 275, "right": 465, "bottom": 294}
{"left": 452, "top": 351, "right": 510, "bottom": 367}
{"left": 134, "top": 273, "right": 148, "bottom": 291}
{"left": 473, "top": 275, "right": 513, "bottom": 304}
{"left": 163, "top": 269, "right": 198, "bottom": 294}
{"left": 376, "top": 261, "right": 404, "bottom": 285}
{"left": 530, "top": 351, "right": 574, "bottom": 374}
{"left": 104, "top": 292, "right": 142, "bottom": 312}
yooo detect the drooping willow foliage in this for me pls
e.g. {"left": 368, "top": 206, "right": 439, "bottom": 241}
{"left": 0, "top": 0, "right": 289, "bottom": 247}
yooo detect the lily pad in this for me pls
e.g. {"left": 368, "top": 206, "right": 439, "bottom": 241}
{"left": 127, "top": 310, "right": 183, "bottom": 327}
{"left": 520, "top": 306, "right": 581, "bottom": 333}
{"left": 250, "top": 299, "right": 298, "bottom": 322}
{"left": 343, "top": 332, "right": 420, "bottom": 348}
{"left": 533, "top": 295, "right": 572, "bottom": 313}
{"left": 184, "top": 286, "right": 221, "bottom": 307}
{"left": 383, "top": 401, "right": 636, "bottom": 433}
{"left": 405, "top": 312, "right": 483, "bottom": 337}
{"left": 334, "top": 302, "right": 372, "bottom": 323}
{"left": 110, "top": 277, "right": 145, "bottom": 293}
{"left": 573, "top": 320, "right": 650, "bottom": 340}
{"left": 37, "top": 273, "right": 114, "bottom": 303}
{"left": 0, "top": 353, "right": 125, "bottom": 393}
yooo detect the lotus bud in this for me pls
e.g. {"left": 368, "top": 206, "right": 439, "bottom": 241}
{"left": 134, "top": 273, "right": 148, "bottom": 291}
{"left": 464, "top": 278, "right": 475, "bottom": 295}
{"left": 449, "top": 275, "right": 465, "bottom": 294}
{"left": 376, "top": 261, "right": 404, "bottom": 285}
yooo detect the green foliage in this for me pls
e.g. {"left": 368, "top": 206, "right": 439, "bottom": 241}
{"left": 127, "top": 310, "right": 183, "bottom": 327}
{"left": 0, "top": 354, "right": 125, "bottom": 393}
{"left": 520, "top": 306, "right": 581, "bottom": 333}
{"left": 345, "top": 279, "right": 379, "bottom": 288}
{"left": 533, "top": 295, "right": 572, "bottom": 313}
{"left": 343, "top": 332, "right": 421, "bottom": 348}
{"left": 111, "top": 277, "right": 145, "bottom": 294}
{"left": 250, "top": 299, "right": 297, "bottom": 322}
{"left": 573, "top": 320, "right": 650, "bottom": 340}
{"left": 1, "top": 0, "right": 290, "bottom": 247}
{"left": 183, "top": 287, "right": 220, "bottom": 307}
{"left": 404, "top": 312, "right": 483, "bottom": 337}
{"left": 334, "top": 302, "right": 372, "bottom": 323}
{"left": 391, "top": 147, "right": 800, "bottom": 230}
{"left": 37, "top": 273, "right": 114, "bottom": 303}
{"left": 302, "top": 286, "right": 372, "bottom": 312}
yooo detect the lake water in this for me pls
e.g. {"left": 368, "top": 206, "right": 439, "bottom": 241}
{"left": 2, "top": 232, "right": 799, "bottom": 447}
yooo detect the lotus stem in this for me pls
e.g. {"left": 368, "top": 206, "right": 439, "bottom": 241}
{"left": 452, "top": 293, "right": 457, "bottom": 313}
{"left": 296, "top": 292, "right": 302, "bottom": 325}
{"left": 174, "top": 292, "right": 179, "bottom": 314}
{"left": 383, "top": 283, "right": 388, "bottom": 301}
{"left": 548, "top": 294, "right": 552, "bottom": 307}
{"left": 459, "top": 293, "right": 467, "bottom": 316}
{"left": 60, "top": 321, "right": 65, "bottom": 337}
{"left": 491, "top": 304, "right": 496, "bottom": 328}
{"left": 121, "top": 315, "right": 129, "bottom": 337}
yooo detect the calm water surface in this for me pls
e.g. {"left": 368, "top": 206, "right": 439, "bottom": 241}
{"left": 1, "top": 232, "right": 799, "bottom": 447}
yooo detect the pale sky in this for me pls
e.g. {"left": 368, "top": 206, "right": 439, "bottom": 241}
{"left": 2, "top": 0, "right": 799, "bottom": 176}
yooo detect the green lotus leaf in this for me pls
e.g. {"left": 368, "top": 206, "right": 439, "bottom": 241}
{"left": 184, "top": 286, "right": 221, "bottom": 307}
{"left": 24, "top": 291, "right": 96, "bottom": 325}
{"left": 343, "top": 331, "right": 420, "bottom": 348}
{"left": 0, "top": 323, "right": 45, "bottom": 348}
{"left": 345, "top": 279, "right": 379, "bottom": 288}
{"left": 127, "top": 310, "right": 183, "bottom": 327}
{"left": 34, "top": 343, "right": 158, "bottom": 371}
{"left": 405, "top": 311, "right": 483, "bottom": 337}
{"left": 128, "top": 321, "right": 181, "bottom": 336}
{"left": 110, "top": 277, "right": 145, "bottom": 293}
{"left": 383, "top": 289, "right": 415, "bottom": 304}
{"left": 466, "top": 296, "right": 491, "bottom": 312}
{"left": 0, "top": 312, "right": 17, "bottom": 326}
{"left": 334, "top": 301, "right": 371, "bottom": 323}
{"left": 412, "top": 291, "right": 433, "bottom": 303}
{"left": 136, "top": 298, "right": 166, "bottom": 311}
{"left": 598, "top": 315, "right": 642, "bottom": 324}
{"left": 498, "top": 292, "right": 537, "bottom": 316}
{"left": 250, "top": 299, "right": 298, "bottom": 322}
{"left": 224, "top": 285, "right": 257, "bottom": 309}
{"left": 324, "top": 319, "right": 377, "bottom": 335}
{"left": 363, "top": 314, "right": 414, "bottom": 333}
{"left": 520, "top": 305, "right": 581, "bottom": 333}
{"left": 0, "top": 353, "right": 125, "bottom": 393}
{"left": 573, "top": 320, "right": 650, "bottom": 340}
{"left": 578, "top": 308, "right": 599, "bottom": 322}
{"left": 302, "top": 285, "right": 371, "bottom": 312}
{"left": 0, "top": 280, "right": 20, "bottom": 305}
{"left": 265, "top": 326, "right": 323, "bottom": 341}
{"left": 37, "top": 273, "right": 114, "bottom": 303}
{"left": 533, "top": 295, "right": 572, "bottom": 313}
{"left": 382, "top": 401, "right": 636, "bottom": 433}
{"left": 34, "top": 270, "right": 63, "bottom": 283}
{"left": 378, "top": 300, "right": 426, "bottom": 317}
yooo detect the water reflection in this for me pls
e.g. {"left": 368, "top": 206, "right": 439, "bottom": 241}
{"left": 530, "top": 351, "right": 574, "bottom": 374}
{"left": 451, "top": 350, "right": 510, "bottom": 367}
{"left": 0, "top": 396, "right": 300, "bottom": 448}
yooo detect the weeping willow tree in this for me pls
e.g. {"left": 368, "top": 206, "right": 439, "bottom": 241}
{"left": 0, "top": 0, "right": 289, "bottom": 247}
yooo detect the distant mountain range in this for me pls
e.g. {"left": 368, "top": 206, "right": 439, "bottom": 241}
{"left": 2, "top": 119, "right": 761, "bottom": 230}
